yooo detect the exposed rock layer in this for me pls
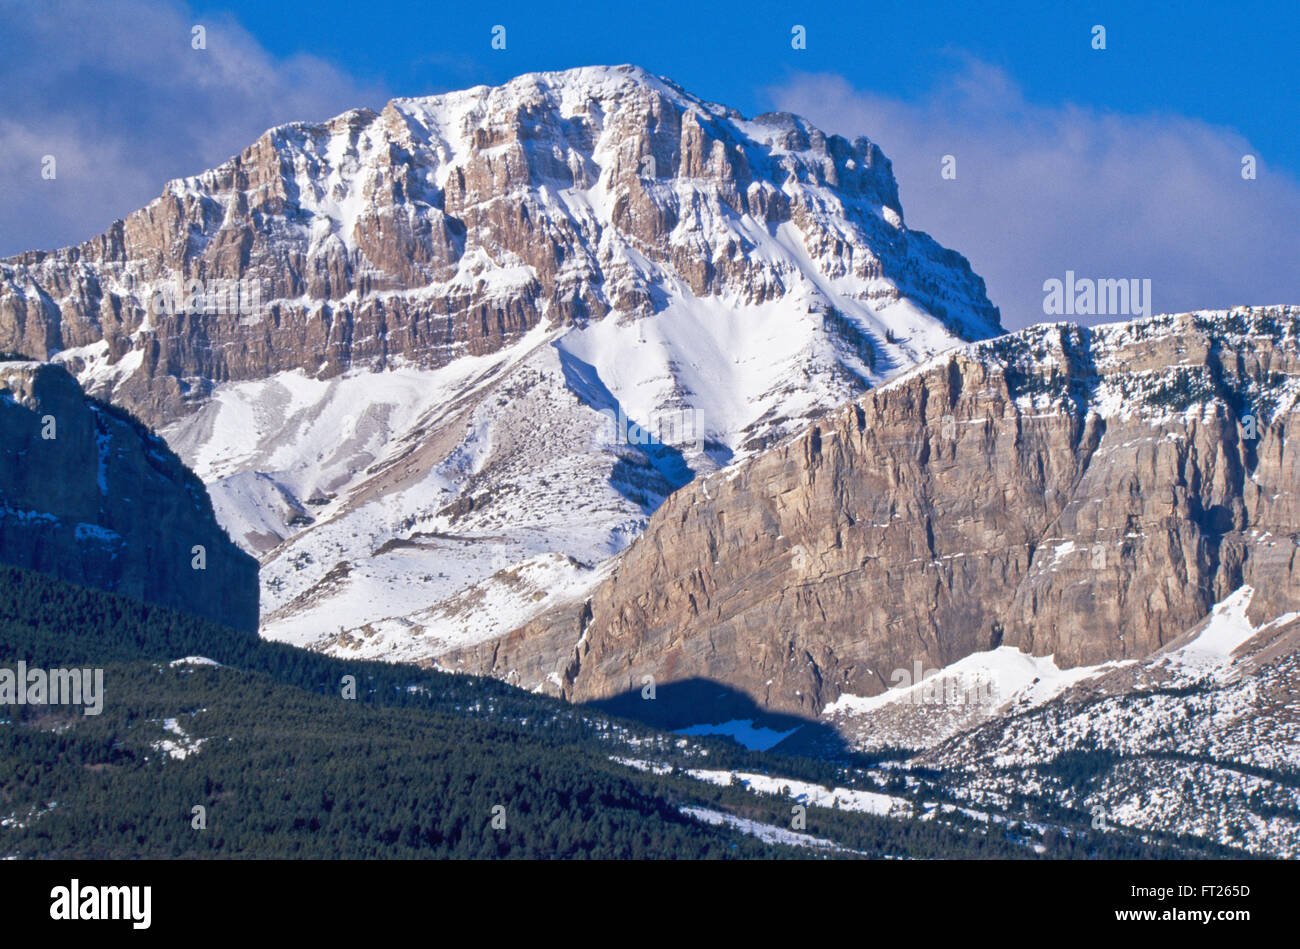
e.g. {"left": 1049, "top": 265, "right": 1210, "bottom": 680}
{"left": 445, "top": 307, "right": 1300, "bottom": 718}
{"left": 0, "top": 65, "right": 999, "bottom": 430}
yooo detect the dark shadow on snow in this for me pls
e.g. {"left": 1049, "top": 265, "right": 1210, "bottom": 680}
{"left": 580, "top": 677, "right": 857, "bottom": 760}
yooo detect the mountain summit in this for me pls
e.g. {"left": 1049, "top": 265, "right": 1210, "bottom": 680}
{"left": 1, "top": 65, "right": 1001, "bottom": 422}
{"left": 0, "top": 64, "right": 1001, "bottom": 657}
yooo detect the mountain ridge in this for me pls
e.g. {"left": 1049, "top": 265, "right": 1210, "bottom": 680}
{"left": 0, "top": 64, "right": 1005, "bottom": 654}
{"left": 439, "top": 306, "right": 1300, "bottom": 726}
{"left": 0, "top": 63, "right": 1001, "bottom": 426}
{"left": 0, "top": 358, "right": 257, "bottom": 630}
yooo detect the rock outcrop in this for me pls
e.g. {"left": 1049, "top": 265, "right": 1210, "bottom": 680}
{"left": 0, "top": 358, "right": 258, "bottom": 631}
{"left": 0, "top": 66, "right": 1006, "bottom": 651}
{"left": 0, "top": 65, "right": 1000, "bottom": 430}
{"left": 443, "top": 307, "right": 1300, "bottom": 720}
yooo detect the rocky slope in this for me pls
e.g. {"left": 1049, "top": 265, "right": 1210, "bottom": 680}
{"left": 914, "top": 585, "right": 1300, "bottom": 857}
{"left": 0, "top": 64, "right": 999, "bottom": 430}
{"left": 0, "top": 66, "right": 1002, "bottom": 651}
{"left": 443, "top": 306, "right": 1300, "bottom": 731}
{"left": 0, "top": 358, "right": 257, "bottom": 630}
{"left": 605, "top": 584, "right": 1300, "bottom": 857}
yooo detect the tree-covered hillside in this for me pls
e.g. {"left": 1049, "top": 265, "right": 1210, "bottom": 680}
{"left": 0, "top": 565, "right": 1226, "bottom": 859}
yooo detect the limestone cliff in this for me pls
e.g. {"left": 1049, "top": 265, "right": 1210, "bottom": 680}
{"left": 0, "top": 65, "right": 999, "bottom": 430}
{"left": 443, "top": 307, "right": 1300, "bottom": 720}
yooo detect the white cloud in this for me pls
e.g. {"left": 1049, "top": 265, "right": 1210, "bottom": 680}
{"left": 0, "top": 0, "right": 388, "bottom": 255}
{"left": 768, "top": 61, "right": 1300, "bottom": 327}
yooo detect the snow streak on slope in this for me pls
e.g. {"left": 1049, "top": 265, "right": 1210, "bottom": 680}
{"left": 679, "top": 806, "right": 854, "bottom": 852}
{"left": 822, "top": 646, "right": 1132, "bottom": 753}
{"left": 1157, "top": 585, "right": 1298, "bottom": 684}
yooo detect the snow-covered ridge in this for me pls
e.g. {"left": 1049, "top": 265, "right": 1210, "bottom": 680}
{"left": 918, "top": 587, "right": 1300, "bottom": 857}
{"left": 868, "top": 305, "right": 1300, "bottom": 407}
{"left": 4, "top": 64, "right": 1000, "bottom": 389}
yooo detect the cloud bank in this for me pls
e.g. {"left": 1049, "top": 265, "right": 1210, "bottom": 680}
{"left": 769, "top": 61, "right": 1300, "bottom": 327}
{"left": 0, "top": 0, "right": 387, "bottom": 256}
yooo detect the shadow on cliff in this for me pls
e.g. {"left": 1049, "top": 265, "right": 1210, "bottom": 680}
{"left": 580, "top": 677, "right": 858, "bottom": 761}
{"left": 552, "top": 344, "right": 738, "bottom": 514}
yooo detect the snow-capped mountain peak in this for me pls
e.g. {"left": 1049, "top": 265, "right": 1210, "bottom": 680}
{"left": 0, "top": 65, "right": 1002, "bottom": 657}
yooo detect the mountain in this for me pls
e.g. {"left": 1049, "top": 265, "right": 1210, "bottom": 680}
{"left": 0, "top": 65, "right": 1001, "bottom": 655}
{"left": 441, "top": 307, "right": 1300, "bottom": 734}
{"left": 2, "top": 63, "right": 1296, "bottom": 859}
{"left": 0, "top": 358, "right": 257, "bottom": 630}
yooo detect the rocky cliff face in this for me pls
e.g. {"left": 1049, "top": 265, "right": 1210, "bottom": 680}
{"left": 0, "top": 359, "right": 258, "bottom": 631}
{"left": 0, "top": 64, "right": 999, "bottom": 431}
{"left": 0, "top": 65, "right": 1005, "bottom": 653}
{"left": 443, "top": 306, "right": 1300, "bottom": 722}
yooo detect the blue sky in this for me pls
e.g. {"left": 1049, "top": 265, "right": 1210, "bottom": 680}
{"left": 2, "top": 0, "right": 1296, "bottom": 325}
{"left": 210, "top": 0, "right": 1300, "bottom": 174}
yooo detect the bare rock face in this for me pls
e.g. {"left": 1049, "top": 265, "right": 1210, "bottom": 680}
{"left": 444, "top": 307, "right": 1300, "bottom": 719}
{"left": 0, "top": 65, "right": 1000, "bottom": 430}
{"left": 0, "top": 66, "right": 1006, "bottom": 653}
{"left": 0, "top": 359, "right": 258, "bottom": 631}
